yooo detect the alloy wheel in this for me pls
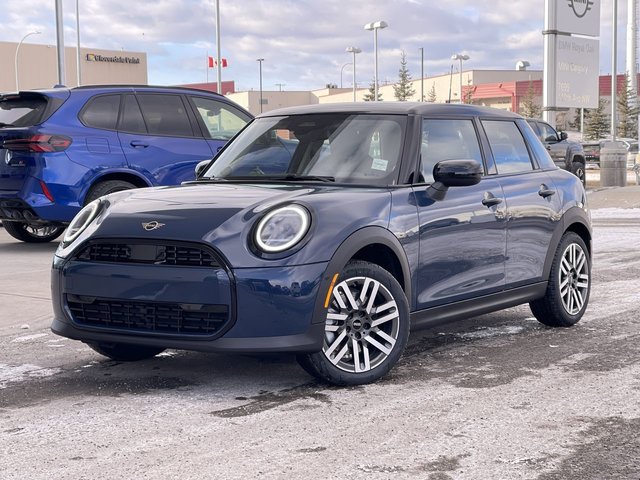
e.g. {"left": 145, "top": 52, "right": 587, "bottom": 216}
{"left": 559, "top": 242, "right": 589, "bottom": 315}
{"left": 323, "top": 276, "right": 400, "bottom": 373}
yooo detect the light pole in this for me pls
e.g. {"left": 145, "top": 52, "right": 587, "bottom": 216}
{"left": 15, "top": 31, "right": 41, "bottom": 91}
{"left": 76, "top": 0, "right": 81, "bottom": 86}
{"left": 340, "top": 62, "right": 352, "bottom": 88}
{"left": 451, "top": 53, "right": 469, "bottom": 104}
{"left": 346, "top": 47, "right": 361, "bottom": 102}
{"left": 257, "top": 58, "right": 264, "bottom": 114}
{"left": 419, "top": 47, "right": 424, "bottom": 101}
{"left": 364, "top": 21, "right": 388, "bottom": 102}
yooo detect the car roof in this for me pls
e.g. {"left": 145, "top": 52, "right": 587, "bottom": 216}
{"left": 258, "top": 102, "right": 523, "bottom": 119}
{"left": 19, "top": 84, "right": 226, "bottom": 98}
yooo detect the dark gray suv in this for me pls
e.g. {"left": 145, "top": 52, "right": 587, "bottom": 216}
{"left": 527, "top": 119, "right": 586, "bottom": 185}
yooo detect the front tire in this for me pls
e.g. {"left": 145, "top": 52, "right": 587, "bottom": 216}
{"left": 87, "top": 342, "right": 165, "bottom": 361}
{"left": 297, "top": 261, "right": 410, "bottom": 386}
{"left": 2, "top": 221, "right": 65, "bottom": 243}
{"left": 530, "top": 232, "right": 591, "bottom": 327}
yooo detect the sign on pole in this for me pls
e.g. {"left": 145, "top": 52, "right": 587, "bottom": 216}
{"left": 556, "top": 0, "right": 601, "bottom": 36}
{"left": 556, "top": 36, "right": 599, "bottom": 108}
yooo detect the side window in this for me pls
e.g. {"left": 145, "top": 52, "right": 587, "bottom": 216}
{"left": 482, "top": 120, "right": 534, "bottom": 174}
{"left": 136, "top": 94, "right": 194, "bottom": 137}
{"left": 80, "top": 95, "right": 120, "bottom": 130}
{"left": 420, "top": 119, "right": 483, "bottom": 183}
{"left": 520, "top": 121, "right": 555, "bottom": 169}
{"left": 191, "top": 96, "right": 250, "bottom": 140}
{"left": 538, "top": 122, "right": 558, "bottom": 143}
{"left": 118, "top": 95, "right": 147, "bottom": 134}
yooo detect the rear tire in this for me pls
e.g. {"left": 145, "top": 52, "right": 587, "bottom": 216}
{"left": 2, "top": 221, "right": 64, "bottom": 243}
{"left": 571, "top": 161, "right": 586, "bottom": 186}
{"left": 87, "top": 342, "right": 165, "bottom": 362}
{"left": 85, "top": 180, "right": 137, "bottom": 204}
{"left": 297, "top": 260, "right": 410, "bottom": 386}
{"left": 530, "top": 232, "right": 590, "bottom": 327}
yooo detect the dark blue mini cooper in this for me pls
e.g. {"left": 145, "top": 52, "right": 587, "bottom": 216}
{"left": 51, "top": 103, "right": 592, "bottom": 385}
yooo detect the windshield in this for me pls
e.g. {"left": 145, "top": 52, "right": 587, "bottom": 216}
{"left": 0, "top": 94, "right": 49, "bottom": 127}
{"left": 202, "top": 113, "right": 407, "bottom": 186}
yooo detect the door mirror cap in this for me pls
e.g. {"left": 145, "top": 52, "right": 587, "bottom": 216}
{"left": 195, "top": 159, "right": 212, "bottom": 178}
{"left": 433, "top": 159, "right": 483, "bottom": 187}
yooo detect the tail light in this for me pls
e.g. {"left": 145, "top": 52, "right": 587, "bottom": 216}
{"left": 2, "top": 135, "right": 72, "bottom": 153}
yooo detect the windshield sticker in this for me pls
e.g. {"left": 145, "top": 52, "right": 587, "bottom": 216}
{"left": 371, "top": 158, "right": 388, "bottom": 171}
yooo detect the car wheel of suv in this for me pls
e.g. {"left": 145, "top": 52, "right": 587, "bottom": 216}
{"left": 297, "top": 261, "right": 410, "bottom": 386}
{"left": 2, "top": 221, "right": 65, "bottom": 243}
{"left": 571, "top": 161, "right": 586, "bottom": 186}
{"left": 530, "top": 232, "right": 590, "bottom": 327}
{"left": 85, "top": 180, "right": 137, "bottom": 204}
{"left": 87, "top": 342, "right": 165, "bottom": 361}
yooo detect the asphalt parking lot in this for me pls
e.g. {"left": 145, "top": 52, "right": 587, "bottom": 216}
{"left": 1, "top": 187, "right": 639, "bottom": 480}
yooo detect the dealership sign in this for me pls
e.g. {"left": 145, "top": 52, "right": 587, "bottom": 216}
{"left": 556, "top": 36, "right": 599, "bottom": 108}
{"left": 86, "top": 53, "right": 141, "bottom": 65}
{"left": 557, "top": 0, "right": 601, "bottom": 36}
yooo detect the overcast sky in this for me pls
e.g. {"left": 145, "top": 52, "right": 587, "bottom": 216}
{"left": 0, "top": 0, "right": 632, "bottom": 92}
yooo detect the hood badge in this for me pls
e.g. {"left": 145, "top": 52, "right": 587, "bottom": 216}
{"left": 142, "top": 221, "right": 165, "bottom": 231}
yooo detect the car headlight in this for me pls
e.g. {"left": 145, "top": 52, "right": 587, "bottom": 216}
{"left": 62, "top": 200, "right": 101, "bottom": 246}
{"left": 254, "top": 204, "right": 310, "bottom": 253}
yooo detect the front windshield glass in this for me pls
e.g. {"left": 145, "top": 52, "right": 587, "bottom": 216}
{"left": 203, "top": 113, "right": 407, "bottom": 186}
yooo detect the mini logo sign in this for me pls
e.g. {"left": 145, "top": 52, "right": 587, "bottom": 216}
{"left": 567, "top": 0, "right": 594, "bottom": 18}
{"left": 142, "top": 221, "right": 165, "bottom": 231}
{"left": 86, "top": 53, "right": 141, "bottom": 64}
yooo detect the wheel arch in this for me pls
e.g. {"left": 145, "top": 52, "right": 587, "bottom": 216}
{"left": 310, "top": 226, "right": 412, "bottom": 325}
{"left": 542, "top": 206, "right": 592, "bottom": 280}
{"left": 82, "top": 171, "right": 151, "bottom": 204}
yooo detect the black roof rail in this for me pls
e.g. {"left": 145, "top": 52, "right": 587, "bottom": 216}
{"left": 71, "top": 84, "right": 224, "bottom": 97}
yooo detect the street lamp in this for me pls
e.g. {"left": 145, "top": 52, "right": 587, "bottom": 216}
{"left": 257, "top": 58, "right": 264, "bottom": 114}
{"left": 364, "top": 20, "right": 388, "bottom": 102}
{"left": 346, "top": 47, "right": 361, "bottom": 102}
{"left": 15, "top": 31, "right": 41, "bottom": 91}
{"left": 451, "top": 53, "right": 470, "bottom": 104}
{"left": 340, "top": 62, "right": 352, "bottom": 88}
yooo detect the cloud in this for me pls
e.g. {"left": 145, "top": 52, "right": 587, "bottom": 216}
{"left": 0, "top": 0, "right": 631, "bottom": 91}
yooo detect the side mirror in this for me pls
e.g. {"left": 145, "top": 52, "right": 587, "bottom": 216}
{"left": 559, "top": 131, "right": 568, "bottom": 141}
{"left": 427, "top": 159, "right": 482, "bottom": 201}
{"left": 195, "top": 159, "right": 212, "bottom": 178}
{"left": 545, "top": 135, "right": 558, "bottom": 143}
{"left": 433, "top": 159, "right": 483, "bottom": 187}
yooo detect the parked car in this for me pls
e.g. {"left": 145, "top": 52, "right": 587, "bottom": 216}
{"left": 581, "top": 138, "right": 638, "bottom": 169}
{"left": 51, "top": 103, "right": 592, "bottom": 386}
{"left": 526, "top": 119, "right": 586, "bottom": 184}
{"left": 0, "top": 85, "right": 252, "bottom": 243}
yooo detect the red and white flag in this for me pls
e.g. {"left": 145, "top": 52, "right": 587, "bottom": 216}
{"left": 208, "top": 56, "right": 228, "bottom": 68}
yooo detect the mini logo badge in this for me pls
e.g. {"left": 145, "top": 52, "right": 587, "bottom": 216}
{"left": 142, "top": 221, "right": 165, "bottom": 231}
{"left": 567, "top": 0, "right": 594, "bottom": 18}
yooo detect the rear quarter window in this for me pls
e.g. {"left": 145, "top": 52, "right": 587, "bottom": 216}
{"left": 80, "top": 94, "right": 121, "bottom": 130}
{"left": 520, "top": 120, "right": 555, "bottom": 169}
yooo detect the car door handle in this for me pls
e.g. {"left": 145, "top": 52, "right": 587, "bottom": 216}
{"left": 538, "top": 186, "right": 556, "bottom": 198}
{"left": 130, "top": 140, "right": 149, "bottom": 148}
{"left": 482, "top": 193, "right": 503, "bottom": 208}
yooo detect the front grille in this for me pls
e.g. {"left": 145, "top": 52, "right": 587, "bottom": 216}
{"left": 75, "top": 243, "right": 220, "bottom": 267}
{"left": 67, "top": 295, "right": 229, "bottom": 336}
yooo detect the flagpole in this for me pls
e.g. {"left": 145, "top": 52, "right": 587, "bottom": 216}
{"left": 215, "top": 0, "right": 222, "bottom": 94}
{"left": 206, "top": 51, "right": 209, "bottom": 83}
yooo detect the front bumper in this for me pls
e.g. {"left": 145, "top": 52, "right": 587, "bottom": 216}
{"left": 51, "top": 247, "right": 329, "bottom": 353}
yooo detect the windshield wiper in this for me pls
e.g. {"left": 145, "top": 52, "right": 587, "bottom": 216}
{"left": 0, "top": 122, "right": 15, "bottom": 128}
{"left": 271, "top": 174, "right": 335, "bottom": 182}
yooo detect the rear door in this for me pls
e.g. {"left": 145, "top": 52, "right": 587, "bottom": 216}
{"left": 482, "top": 119, "right": 563, "bottom": 287}
{"left": 118, "top": 93, "right": 214, "bottom": 186}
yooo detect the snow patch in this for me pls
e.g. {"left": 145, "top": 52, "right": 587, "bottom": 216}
{"left": 0, "top": 364, "right": 62, "bottom": 389}
{"left": 590, "top": 208, "right": 640, "bottom": 219}
{"left": 11, "top": 333, "right": 49, "bottom": 343}
{"left": 455, "top": 325, "right": 526, "bottom": 340}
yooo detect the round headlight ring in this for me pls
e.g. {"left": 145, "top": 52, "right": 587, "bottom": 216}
{"left": 63, "top": 199, "right": 101, "bottom": 246}
{"left": 254, "top": 204, "right": 310, "bottom": 253}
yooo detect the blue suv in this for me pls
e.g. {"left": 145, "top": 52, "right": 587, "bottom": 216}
{"left": 0, "top": 86, "right": 252, "bottom": 242}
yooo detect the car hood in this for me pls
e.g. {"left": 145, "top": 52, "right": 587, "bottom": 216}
{"left": 79, "top": 182, "right": 393, "bottom": 268}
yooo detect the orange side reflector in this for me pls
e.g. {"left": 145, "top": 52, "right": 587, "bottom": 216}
{"left": 324, "top": 273, "right": 339, "bottom": 309}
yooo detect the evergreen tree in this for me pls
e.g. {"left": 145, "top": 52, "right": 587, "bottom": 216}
{"left": 617, "top": 73, "right": 639, "bottom": 139}
{"left": 363, "top": 79, "right": 382, "bottom": 101}
{"left": 393, "top": 51, "right": 416, "bottom": 101}
{"left": 584, "top": 98, "right": 610, "bottom": 140}
{"left": 519, "top": 81, "right": 541, "bottom": 118}
{"left": 463, "top": 79, "right": 474, "bottom": 104}
{"left": 427, "top": 83, "right": 437, "bottom": 103}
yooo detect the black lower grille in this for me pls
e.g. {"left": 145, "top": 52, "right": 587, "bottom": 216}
{"left": 75, "top": 242, "right": 220, "bottom": 267}
{"left": 67, "top": 295, "right": 229, "bottom": 336}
